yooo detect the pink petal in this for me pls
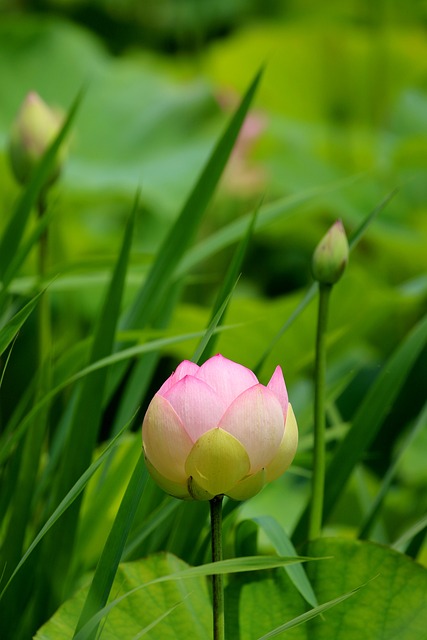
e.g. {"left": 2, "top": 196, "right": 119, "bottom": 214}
{"left": 219, "top": 384, "right": 284, "bottom": 473}
{"left": 163, "top": 375, "right": 227, "bottom": 442}
{"left": 142, "top": 395, "right": 193, "bottom": 483}
{"left": 157, "top": 360, "right": 200, "bottom": 396}
{"left": 196, "top": 354, "right": 258, "bottom": 407}
{"left": 267, "top": 365, "right": 288, "bottom": 418}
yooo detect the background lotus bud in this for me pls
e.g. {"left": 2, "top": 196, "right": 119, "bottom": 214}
{"left": 311, "top": 220, "right": 349, "bottom": 285}
{"left": 9, "top": 91, "right": 65, "bottom": 186}
{"left": 142, "top": 354, "right": 298, "bottom": 501}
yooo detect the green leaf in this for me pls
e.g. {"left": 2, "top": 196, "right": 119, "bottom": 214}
{"left": 112, "top": 67, "right": 263, "bottom": 433}
{"left": 252, "top": 516, "right": 318, "bottom": 607}
{"left": 36, "top": 553, "right": 313, "bottom": 640}
{"left": 122, "top": 66, "right": 264, "bottom": 331}
{"left": 0, "top": 420, "right": 131, "bottom": 602}
{"left": 226, "top": 538, "right": 427, "bottom": 639}
{"left": 0, "top": 290, "right": 43, "bottom": 357}
{"left": 36, "top": 539, "right": 427, "bottom": 640}
{"left": 74, "top": 455, "right": 148, "bottom": 638}
{"left": 293, "top": 309, "right": 427, "bottom": 542}
{"left": 359, "top": 399, "right": 427, "bottom": 539}
{"left": 253, "top": 188, "right": 397, "bottom": 375}
{"left": 195, "top": 202, "right": 259, "bottom": 362}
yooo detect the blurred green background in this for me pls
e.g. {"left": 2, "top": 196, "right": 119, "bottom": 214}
{"left": 1, "top": 0, "right": 427, "bottom": 538}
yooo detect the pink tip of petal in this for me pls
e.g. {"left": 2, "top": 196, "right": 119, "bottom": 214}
{"left": 157, "top": 360, "right": 200, "bottom": 396}
{"left": 267, "top": 365, "right": 288, "bottom": 418}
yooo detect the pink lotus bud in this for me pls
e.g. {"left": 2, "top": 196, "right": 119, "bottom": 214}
{"left": 9, "top": 92, "right": 65, "bottom": 186}
{"left": 311, "top": 220, "right": 349, "bottom": 285}
{"left": 142, "top": 354, "right": 298, "bottom": 501}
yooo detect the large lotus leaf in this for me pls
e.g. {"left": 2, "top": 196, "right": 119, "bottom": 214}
{"left": 225, "top": 537, "right": 427, "bottom": 639}
{"left": 36, "top": 538, "right": 427, "bottom": 639}
{"left": 35, "top": 552, "right": 211, "bottom": 639}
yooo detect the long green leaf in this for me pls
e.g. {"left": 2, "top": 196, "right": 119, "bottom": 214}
{"left": 109, "top": 68, "right": 264, "bottom": 442}
{"left": 0, "top": 324, "right": 239, "bottom": 467}
{"left": 122, "top": 67, "right": 264, "bottom": 331}
{"left": 253, "top": 516, "right": 318, "bottom": 607}
{"left": 196, "top": 203, "right": 259, "bottom": 362}
{"left": 254, "top": 188, "right": 397, "bottom": 375}
{"left": 74, "top": 455, "right": 148, "bottom": 638}
{"left": 256, "top": 580, "right": 369, "bottom": 639}
{"left": 293, "top": 310, "right": 427, "bottom": 542}
{"left": 0, "top": 290, "right": 43, "bottom": 356}
{"left": 359, "top": 399, "right": 427, "bottom": 539}
{"left": 38, "top": 195, "right": 136, "bottom": 613}
{"left": 0, "top": 419, "right": 130, "bottom": 602}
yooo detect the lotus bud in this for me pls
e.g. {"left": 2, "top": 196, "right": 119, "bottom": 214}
{"left": 142, "top": 354, "right": 298, "bottom": 501}
{"left": 9, "top": 92, "right": 64, "bottom": 186}
{"left": 311, "top": 220, "right": 349, "bottom": 285}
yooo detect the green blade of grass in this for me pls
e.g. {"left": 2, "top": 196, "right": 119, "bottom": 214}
{"left": 256, "top": 580, "right": 369, "bottom": 639}
{"left": 73, "top": 454, "right": 148, "bottom": 638}
{"left": 37, "top": 195, "right": 136, "bottom": 614}
{"left": 0, "top": 89, "right": 83, "bottom": 280}
{"left": 111, "top": 68, "right": 264, "bottom": 438}
{"left": 191, "top": 281, "right": 239, "bottom": 364}
{"left": 359, "top": 399, "right": 427, "bottom": 540}
{"left": 0, "top": 419, "right": 131, "bottom": 602}
{"left": 293, "top": 310, "right": 427, "bottom": 543}
{"left": 253, "top": 516, "right": 318, "bottom": 608}
{"left": 122, "top": 67, "right": 264, "bottom": 331}
{"left": 0, "top": 324, "right": 240, "bottom": 467}
{"left": 122, "top": 498, "right": 180, "bottom": 561}
{"left": 0, "top": 207, "right": 57, "bottom": 309}
{"left": 195, "top": 203, "right": 259, "bottom": 362}
{"left": 254, "top": 188, "right": 398, "bottom": 375}
{"left": 0, "top": 290, "right": 43, "bottom": 356}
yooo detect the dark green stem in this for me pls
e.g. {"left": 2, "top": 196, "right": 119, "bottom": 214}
{"left": 309, "top": 283, "right": 332, "bottom": 540}
{"left": 210, "top": 495, "right": 224, "bottom": 640}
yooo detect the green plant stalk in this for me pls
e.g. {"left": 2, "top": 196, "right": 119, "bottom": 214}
{"left": 308, "top": 283, "right": 332, "bottom": 540}
{"left": 210, "top": 495, "right": 225, "bottom": 640}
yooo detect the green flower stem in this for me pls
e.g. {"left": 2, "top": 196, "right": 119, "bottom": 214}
{"left": 309, "top": 283, "right": 332, "bottom": 540}
{"left": 210, "top": 495, "right": 225, "bottom": 640}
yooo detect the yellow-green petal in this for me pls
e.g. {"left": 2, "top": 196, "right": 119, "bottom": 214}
{"left": 226, "top": 468, "right": 266, "bottom": 501}
{"left": 145, "top": 455, "right": 191, "bottom": 500}
{"left": 265, "top": 404, "right": 298, "bottom": 482}
{"left": 185, "top": 428, "right": 250, "bottom": 497}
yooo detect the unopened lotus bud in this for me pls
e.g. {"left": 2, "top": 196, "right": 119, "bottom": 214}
{"left": 142, "top": 354, "right": 298, "bottom": 501}
{"left": 9, "top": 92, "right": 64, "bottom": 186}
{"left": 312, "top": 220, "right": 349, "bottom": 285}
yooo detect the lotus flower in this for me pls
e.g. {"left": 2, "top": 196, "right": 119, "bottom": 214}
{"left": 142, "top": 354, "right": 298, "bottom": 501}
{"left": 312, "top": 220, "right": 349, "bottom": 285}
{"left": 9, "top": 92, "right": 64, "bottom": 186}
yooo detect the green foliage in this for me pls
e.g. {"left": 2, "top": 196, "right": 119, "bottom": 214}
{"left": 0, "top": 4, "right": 427, "bottom": 639}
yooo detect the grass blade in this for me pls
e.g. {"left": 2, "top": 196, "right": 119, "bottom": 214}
{"left": 74, "top": 455, "right": 148, "bottom": 638}
{"left": 122, "top": 67, "right": 264, "bottom": 331}
{"left": 253, "top": 516, "right": 318, "bottom": 607}
{"left": 256, "top": 580, "right": 369, "bottom": 639}
{"left": 0, "top": 291, "right": 43, "bottom": 356}
{"left": 0, "top": 420, "right": 130, "bottom": 602}
{"left": 293, "top": 310, "right": 427, "bottom": 542}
